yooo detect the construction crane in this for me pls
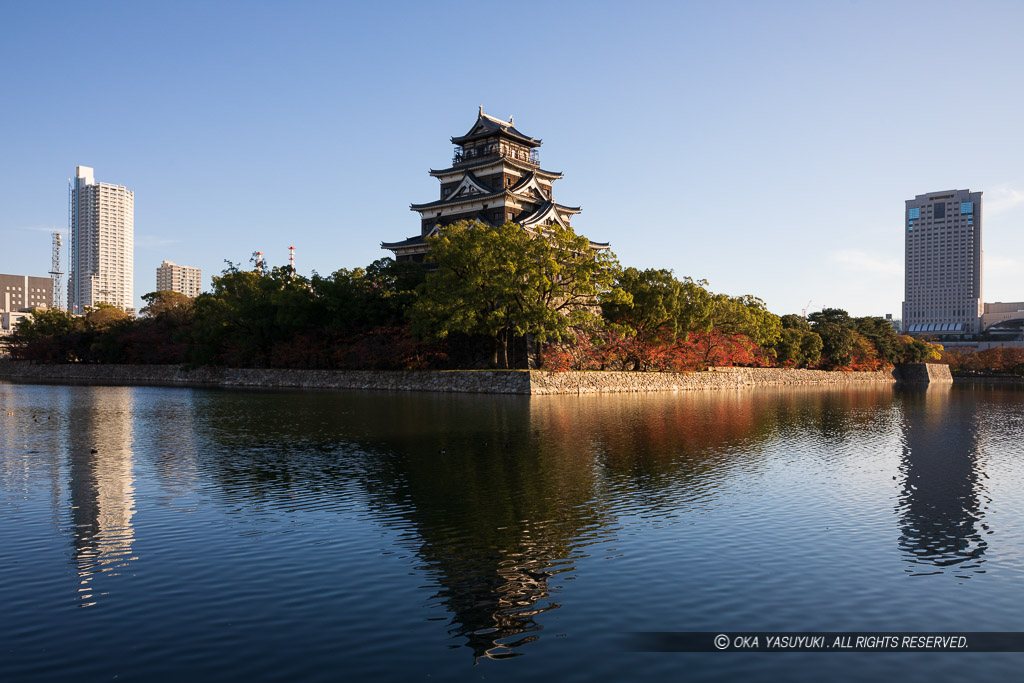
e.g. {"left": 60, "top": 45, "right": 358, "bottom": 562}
{"left": 801, "top": 300, "right": 812, "bottom": 318}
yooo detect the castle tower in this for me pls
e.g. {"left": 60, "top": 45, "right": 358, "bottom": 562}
{"left": 382, "top": 108, "right": 607, "bottom": 262}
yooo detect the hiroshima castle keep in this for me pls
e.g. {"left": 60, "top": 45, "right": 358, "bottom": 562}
{"left": 382, "top": 107, "right": 608, "bottom": 261}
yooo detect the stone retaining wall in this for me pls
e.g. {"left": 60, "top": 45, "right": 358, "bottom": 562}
{"left": 0, "top": 361, "right": 913, "bottom": 395}
{"left": 528, "top": 366, "right": 897, "bottom": 394}
{"left": 893, "top": 362, "right": 953, "bottom": 383}
{"left": 0, "top": 362, "right": 534, "bottom": 394}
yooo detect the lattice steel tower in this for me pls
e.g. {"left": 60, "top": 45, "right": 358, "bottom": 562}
{"left": 50, "top": 231, "right": 64, "bottom": 311}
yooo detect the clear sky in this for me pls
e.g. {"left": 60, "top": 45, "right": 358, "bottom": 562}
{"left": 2, "top": 0, "right": 1022, "bottom": 316}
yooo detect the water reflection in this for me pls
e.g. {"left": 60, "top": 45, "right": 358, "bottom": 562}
{"left": 66, "top": 387, "right": 137, "bottom": 606}
{"left": 184, "top": 387, "right": 905, "bottom": 660}
{"left": 8, "top": 384, "right": 1002, "bottom": 643}
{"left": 897, "top": 385, "right": 989, "bottom": 577}
{"left": 353, "top": 390, "right": 825, "bottom": 660}
{"left": 190, "top": 393, "right": 599, "bottom": 660}
{"left": 7, "top": 380, "right": 1024, "bottom": 680}
{"left": 370, "top": 429, "right": 604, "bottom": 661}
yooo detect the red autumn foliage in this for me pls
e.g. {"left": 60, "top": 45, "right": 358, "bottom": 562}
{"left": 844, "top": 333, "right": 884, "bottom": 372}
{"left": 539, "top": 329, "right": 767, "bottom": 372}
{"left": 941, "top": 346, "right": 1024, "bottom": 376}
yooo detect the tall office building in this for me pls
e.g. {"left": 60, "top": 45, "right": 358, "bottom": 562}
{"left": 69, "top": 166, "right": 134, "bottom": 313}
{"left": 902, "top": 189, "right": 983, "bottom": 335}
{"left": 156, "top": 260, "right": 202, "bottom": 298}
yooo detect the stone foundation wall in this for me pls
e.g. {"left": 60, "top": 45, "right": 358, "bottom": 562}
{"left": 893, "top": 363, "right": 953, "bottom": 383}
{"left": 0, "top": 361, "right": 914, "bottom": 394}
{"left": 0, "top": 362, "right": 534, "bottom": 394}
{"left": 529, "top": 366, "right": 897, "bottom": 394}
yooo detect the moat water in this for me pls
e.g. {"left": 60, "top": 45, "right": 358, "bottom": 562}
{"left": 2, "top": 381, "right": 1023, "bottom": 681}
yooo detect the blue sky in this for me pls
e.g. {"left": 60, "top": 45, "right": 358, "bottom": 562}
{"left": 2, "top": 0, "right": 1022, "bottom": 316}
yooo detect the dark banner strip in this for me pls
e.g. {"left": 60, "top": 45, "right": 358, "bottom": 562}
{"left": 625, "top": 632, "right": 1024, "bottom": 653}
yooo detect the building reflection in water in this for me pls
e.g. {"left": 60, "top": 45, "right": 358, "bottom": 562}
{"left": 66, "top": 387, "right": 137, "bottom": 606}
{"left": 355, "top": 389, "right": 872, "bottom": 661}
{"left": 897, "top": 385, "right": 989, "bottom": 577}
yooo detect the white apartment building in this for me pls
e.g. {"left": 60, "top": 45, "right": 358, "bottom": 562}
{"left": 156, "top": 260, "right": 202, "bottom": 298}
{"left": 69, "top": 166, "right": 134, "bottom": 313}
{"left": 902, "top": 189, "right": 983, "bottom": 335}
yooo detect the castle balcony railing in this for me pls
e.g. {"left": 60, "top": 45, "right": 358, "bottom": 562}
{"left": 453, "top": 147, "right": 539, "bottom": 166}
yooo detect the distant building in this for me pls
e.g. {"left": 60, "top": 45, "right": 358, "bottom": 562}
{"left": 0, "top": 310, "right": 33, "bottom": 336}
{"left": 156, "top": 260, "right": 202, "bottom": 298}
{"left": 981, "top": 302, "right": 1024, "bottom": 338}
{"left": 382, "top": 107, "right": 608, "bottom": 262}
{"left": 69, "top": 166, "right": 134, "bottom": 313}
{"left": 0, "top": 273, "right": 54, "bottom": 314}
{"left": 902, "top": 189, "right": 983, "bottom": 335}
{"left": 0, "top": 273, "right": 53, "bottom": 337}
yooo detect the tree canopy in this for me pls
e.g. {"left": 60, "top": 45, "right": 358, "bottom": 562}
{"left": 3, "top": 223, "right": 963, "bottom": 374}
{"left": 411, "top": 220, "right": 624, "bottom": 367}
{"left": 602, "top": 268, "right": 713, "bottom": 342}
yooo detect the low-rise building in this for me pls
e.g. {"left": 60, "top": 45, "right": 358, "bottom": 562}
{"left": 155, "top": 261, "right": 202, "bottom": 298}
{"left": 0, "top": 310, "right": 35, "bottom": 336}
{"left": 982, "top": 301, "right": 1024, "bottom": 338}
{"left": 1, "top": 273, "right": 54, "bottom": 315}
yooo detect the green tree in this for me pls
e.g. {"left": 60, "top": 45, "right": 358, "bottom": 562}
{"left": 817, "top": 322, "right": 856, "bottom": 368}
{"left": 799, "top": 329, "right": 824, "bottom": 366}
{"left": 141, "top": 290, "right": 195, "bottom": 322}
{"left": 411, "top": 220, "right": 623, "bottom": 368}
{"left": 602, "top": 268, "right": 713, "bottom": 341}
{"left": 775, "top": 327, "right": 823, "bottom": 367}
{"left": 190, "top": 262, "right": 316, "bottom": 366}
{"left": 898, "top": 335, "right": 942, "bottom": 363}
{"left": 9, "top": 307, "right": 78, "bottom": 339}
{"left": 310, "top": 258, "right": 424, "bottom": 333}
{"left": 808, "top": 307, "right": 853, "bottom": 328}
{"left": 3, "top": 308, "right": 81, "bottom": 362}
{"left": 709, "top": 294, "right": 782, "bottom": 348}
{"left": 780, "top": 313, "right": 811, "bottom": 331}
{"left": 81, "top": 304, "right": 136, "bottom": 362}
{"left": 853, "top": 316, "right": 900, "bottom": 364}
{"left": 84, "top": 303, "right": 133, "bottom": 331}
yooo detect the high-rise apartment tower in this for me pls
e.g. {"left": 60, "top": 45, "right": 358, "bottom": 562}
{"left": 69, "top": 166, "right": 134, "bottom": 313}
{"left": 156, "top": 260, "right": 202, "bottom": 298}
{"left": 902, "top": 189, "right": 983, "bottom": 334}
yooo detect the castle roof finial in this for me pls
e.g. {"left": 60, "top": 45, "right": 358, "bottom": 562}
{"left": 479, "top": 104, "right": 484, "bottom": 117}
{"left": 509, "top": 115, "right": 514, "bottom": 125}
